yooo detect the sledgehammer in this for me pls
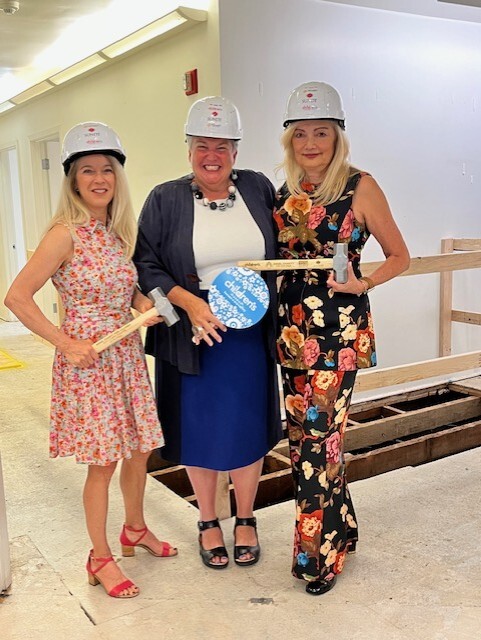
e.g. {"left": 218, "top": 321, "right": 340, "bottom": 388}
{"left": 92, "top": 287, "right": 179, "bottom": 354}
{"left": 238, "top": 242, "right": 349, "bottom": 283}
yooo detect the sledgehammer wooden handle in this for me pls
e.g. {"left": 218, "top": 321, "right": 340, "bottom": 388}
{"left": 93, "top": 307, "right": 159, "bottom": 354}
{"left": 237, "top": 258, "right": 334, "bottom": 271}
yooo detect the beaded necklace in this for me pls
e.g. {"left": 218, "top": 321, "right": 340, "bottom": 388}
{"left": 191, "top": 181, "right": 237, "bottom": 211}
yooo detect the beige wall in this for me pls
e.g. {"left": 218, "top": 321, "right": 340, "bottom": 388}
{"left": 0, "top": 0, "right": 220, "bottom": 257}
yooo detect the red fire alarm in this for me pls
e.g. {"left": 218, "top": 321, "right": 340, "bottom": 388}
{"left": 183, "top": 69, "right": 198, "bottom": 96}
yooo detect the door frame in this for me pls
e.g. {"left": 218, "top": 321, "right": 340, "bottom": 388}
{"left": 0, "top": 141, "right": 25, "bottom": 321}
{"left": 28, "top": 128, "right": 62, "bottom": 329}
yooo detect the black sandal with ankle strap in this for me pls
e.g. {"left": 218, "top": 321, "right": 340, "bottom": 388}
{"left": 198, "top": 519, "right": 229, "bottom": 570}
{"left": 233, "top": 516, "right": 260, "bottom": 567}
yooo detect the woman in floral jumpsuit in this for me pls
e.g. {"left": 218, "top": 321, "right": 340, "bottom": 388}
{"left": 274, "top": 82, "right": 410, "bottom": 595}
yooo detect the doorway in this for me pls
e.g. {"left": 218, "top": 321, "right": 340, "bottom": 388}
{"left": 0, "top": 146, "right": 26, "bottom": 321}
{"left": 28, "top": 135, "right": 62, "bottom": 329}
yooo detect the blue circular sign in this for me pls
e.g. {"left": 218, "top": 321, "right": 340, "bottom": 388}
{"left": 208, "top": 267, "right": 269, "bottom": 329}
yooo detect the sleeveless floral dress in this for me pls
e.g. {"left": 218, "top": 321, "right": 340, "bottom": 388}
{"left": 273, "top": 171, "right": 375, "bottom": 584}
{"left": 275, "top": 171, "right": 376, "bottom": 371}
{"left": 50, "top": 218, "right": 164, "bottom": 465}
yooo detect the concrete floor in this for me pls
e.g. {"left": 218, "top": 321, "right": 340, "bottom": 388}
{"left": 0, "top": 320, "right": 480, "bottom": 640}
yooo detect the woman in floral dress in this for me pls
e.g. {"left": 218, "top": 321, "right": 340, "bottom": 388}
{"left": 274, "top": 83, "right": 410, "bottom": 595}
{"left": 5, "top": 122, "right": 177, "bottom": 599}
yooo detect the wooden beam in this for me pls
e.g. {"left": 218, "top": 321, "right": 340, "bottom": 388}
{"left": 362, "top": 250, "right": 481, "bottom": 277}
{"left": 215, "top": 471, "right": 231, "bottom": 520}
{"left": 351, "top": 383, "right": 450, "bottom": 410}
{"left": 345, "top": 420, "right": 481, "bottom": 483}
{"left": 453, "top": 238, "right": 481, "bottom": 251}
{"left": 451, "top": 310, "right": 481, "bottom": 326}
{"left": 346, "top": 396, "right": 481, "bottom": 450}
{"left": 439, "top": 238, "right": 454, "bottom": 357}
{"left": 449, "top": 376, "right": 481, "bottom": 397}
{"left": 267, "top": 449, "right": 292, "bottom": 467}
{"left": 354, "top": 351, "right": 481, "bottom": 393}
{"left": 148, "top": 465, "right": 193, "bottom": 498}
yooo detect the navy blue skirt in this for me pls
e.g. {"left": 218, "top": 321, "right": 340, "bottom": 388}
{"left": 155, "top": 321, "right": 270, "bottom": 471}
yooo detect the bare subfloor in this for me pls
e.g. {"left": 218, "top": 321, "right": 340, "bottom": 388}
{"left": 0, "top": 321, "right": 480, "bottom": 640}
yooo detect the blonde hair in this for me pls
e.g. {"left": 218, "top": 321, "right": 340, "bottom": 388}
{"left": 47, "top": 156, "right": 137, "bottom": 258}
{"left": 278, "top": 122, "right": 358, "bottom": 205}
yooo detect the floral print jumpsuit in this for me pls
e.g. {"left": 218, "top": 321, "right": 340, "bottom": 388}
{"left": 274, "top": 172, "right": 376, "bottom": 583}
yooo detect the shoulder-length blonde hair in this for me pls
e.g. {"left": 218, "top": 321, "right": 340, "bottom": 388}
{"left": 47, "top": 155, "right": 137, "bottom": 258}
{"left": 279, "top": 122, "right": 358, "bottom": 205}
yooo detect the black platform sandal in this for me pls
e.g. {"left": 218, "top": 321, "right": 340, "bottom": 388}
{"left": 233, "top": 516, "right": 260, "bottom": 567}
{"left": 198, "top": 519, "right": 229, "bottom": 570}
{"left": 305, "top": 576, "right": 337, "bottom": 595}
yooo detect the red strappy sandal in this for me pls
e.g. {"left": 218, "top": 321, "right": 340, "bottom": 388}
{"left": 120, "top": 524, "right": 178, "bottom": 558}
{"left": 86, "top": 551, "right": 139, "bottom": 598}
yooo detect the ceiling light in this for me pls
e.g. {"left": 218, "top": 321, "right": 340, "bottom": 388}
{"left": 0, "top": 1, "right": 19, "bottom": 15}
{"left": 0, "top": 101, "right": 15, "bottom": 113}
{"left": 437, "top": 1, "right": 481, "bottom": 6}
{"left": 49, "top": 54, "right": 106, "bottom": 85}
{"left": 101, "top": 7, "right": 207, "bottom": 59}
{"left": 11, "top": 81, "right": 53, "bottom": 105}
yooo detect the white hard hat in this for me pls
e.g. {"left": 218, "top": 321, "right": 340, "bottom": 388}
{"left": 185, "top": 96, "right": 242, "bottom": 140}
{"left": 61, "top": 121, "right": 126, "bottom": 175}
{"left": 283, "top": 82, "right": 345, "bottom": 129}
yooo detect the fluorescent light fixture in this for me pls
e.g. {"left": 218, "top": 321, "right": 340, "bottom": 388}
{"left": 2, "top": 5, "right": 208, "bottom": 106}
{"left": 49, "top": 54, "right": 107, "bottom": 85}
{"left": 11, "top": 81, "right": 54, "bottom": 105}
{"left": 101, "top": 7, "right": 207, "bottom": 59}
{"left": 438, "top": 1, "right": 481, "bottom": 6}
{"left": 0, "top": 100, "right": 15, "bottom": 113}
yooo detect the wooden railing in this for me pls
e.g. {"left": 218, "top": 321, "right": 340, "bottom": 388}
{"left": 355, "top": 241, "right": 481, "bottom": 393}
{"left": 438, "top": 238, "right": 481, "bottom": 357}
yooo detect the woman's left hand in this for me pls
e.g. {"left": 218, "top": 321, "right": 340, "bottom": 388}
{"left": 326, "top": 262, "right": 366, "bottom": 295}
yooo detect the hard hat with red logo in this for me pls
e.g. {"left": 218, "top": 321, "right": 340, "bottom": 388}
{"left": 61, "top": 121, "right": 126, "bottom": 175}
{"left": 283, "top": 82, "right": 345, "bottom": 129}
{"left": 185, "top": 96, "right": 243, "bottom": 140}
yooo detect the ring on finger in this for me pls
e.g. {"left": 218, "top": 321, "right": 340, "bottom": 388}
{"left": 192, "top": 325, "right": 204, "bottom": 336}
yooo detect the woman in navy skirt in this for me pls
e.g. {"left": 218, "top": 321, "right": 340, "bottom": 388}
{"left": 134, "top": 96, "right": 282, "bottom": 569}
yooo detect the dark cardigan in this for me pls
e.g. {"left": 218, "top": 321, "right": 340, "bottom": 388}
{"left": 134, "top": 169, "right": 279, "bottom": 374}
{"left": 133, "top": 169, "right": 282, "bottom": 453}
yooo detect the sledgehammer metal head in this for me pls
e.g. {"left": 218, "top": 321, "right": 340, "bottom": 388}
{"left": 333, "top": 243, "right": 348, "bottom": 283}
{"left": 148, "top": 287, "right": 180, "bottom": 327}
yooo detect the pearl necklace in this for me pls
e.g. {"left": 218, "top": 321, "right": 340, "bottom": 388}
{"left": 191, "top": 182, "right": 237, "bottom": 211}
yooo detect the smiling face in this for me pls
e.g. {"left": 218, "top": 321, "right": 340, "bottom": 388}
{"left": 291, "top": 120, "right": 337, "bottom": 182}
{"left": 74, "top": 154, "right": 116, "bottom": 219}
{"left": 188, "top": 137, "right": 237, "bottom": 195}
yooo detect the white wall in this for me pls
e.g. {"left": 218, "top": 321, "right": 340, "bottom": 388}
{"left": 0, "top": 0, "right": 221, "bottom": 315}
{"left": 219, "top": 0, "right": 481, "bottom": 370}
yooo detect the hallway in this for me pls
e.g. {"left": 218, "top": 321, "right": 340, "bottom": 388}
{"left": 0, "top": 320, "right": 480, "bottom": 640}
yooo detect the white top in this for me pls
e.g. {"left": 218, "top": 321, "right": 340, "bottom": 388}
{"left": 193, "top": 191, "right": 266, "bottom": 289}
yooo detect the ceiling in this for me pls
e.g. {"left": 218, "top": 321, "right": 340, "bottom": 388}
{"left": 1, "top": 0, "right": 481, "bottom": 97}
{"left": 0, "top": 0, "right": 112, "bottom": 73}
{"left": 0, "top": 1, "right": 207, "bottom": 104}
